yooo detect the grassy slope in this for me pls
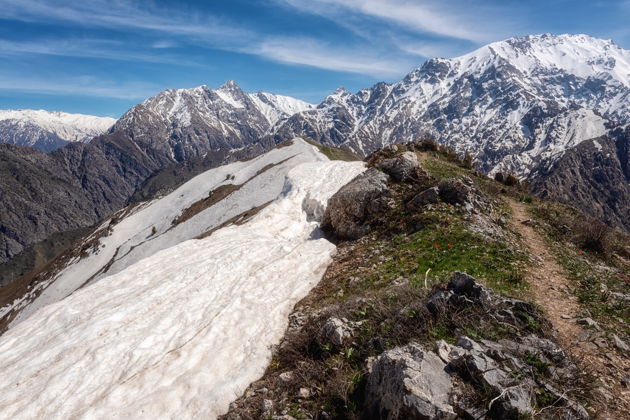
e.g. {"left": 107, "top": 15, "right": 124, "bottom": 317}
{"left": 223, "top": 148, "right": 592, "bottom": 419}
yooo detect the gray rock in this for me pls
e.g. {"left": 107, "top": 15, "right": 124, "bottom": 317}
{"left": 612, "top": 334, "right": 629, "bottom": 353}
{"left": 377, "top": 151, "right": 421, "bottom": 182}
{"left": 488, "top": 386, "right": 533, "bottom": 419}
{"left": 279, "top": 371, "right": 294, "bottom": 383}
{"left": 578, "top": 317, "right": 601, "bottom": 330}
{"left": 364, "top": 343, "right": 456, "bottom": 419}
{"left": 318, "top": 317, "right": 353, "bottom": 347}
{"left": 262, "top": 399, "right": 273, "bottom": 414}
{"left": 447, "top": 271, "right": 485, "bottom": 298}
{"left": 322, "top": 168, "right": 391, "bottom": 239}
{"left": 408, "top": 187, "right": 440, "bottom": 209}
{"left": 438, "top": 179, "right": 470, "bottom": 205}
{"left": 435, "top": 340, "right": 454, "bottom": 364}
{"left": 610, "top": 291, "right": 630, "bottom": 303}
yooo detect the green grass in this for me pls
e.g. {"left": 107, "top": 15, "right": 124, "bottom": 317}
{"left": 422, "top": 154, "right": 471, "bottom": 179}
{"left": 529, "top": 203, "right": 630, "bottom": 335}
{"left": 302, "top": 138, "right": 362, "bottom": 161}
{"left": 555, "top": 251, "right": 629, "bottom": 335}
{"left": 360, "top": 218, "right": 527, "bottom": 296}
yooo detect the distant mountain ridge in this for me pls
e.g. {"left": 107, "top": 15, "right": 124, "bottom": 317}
{"left": 0, "top": 110, "right": 116, "bottom": 152}
{"left": 111, "top": 81, "right": 313, "bottom": 162}
{"left": 271, "top": 34, "right": 630, "bottom": 176}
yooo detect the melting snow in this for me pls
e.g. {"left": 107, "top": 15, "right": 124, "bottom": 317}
{"left": 0, "top": 141, "right": 365, "bottom": 419}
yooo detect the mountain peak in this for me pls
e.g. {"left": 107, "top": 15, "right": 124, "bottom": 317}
{"left": 219, "top": 80, "right": 240, "bottom": 91}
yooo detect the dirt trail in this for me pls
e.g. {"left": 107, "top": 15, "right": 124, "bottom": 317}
{"left": 507, "top": 198, "right": 630, "bottom": 418}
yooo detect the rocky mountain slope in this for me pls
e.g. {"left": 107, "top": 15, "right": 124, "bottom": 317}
{"left": 2, "top": 141, "right": 627, "bottom": 419}
{"left": 0, "top": 132, "right": 271, "bottom": 285}
{"left": 530, "top": 128, "right": 630, "bottom": 229}
{"left": 272, "top": 34, "right": 630, "bottom": 174}
{"left": 0, "top": 80, "right": 311, "bottom": 279}
{"left": 0, "top": 109, "right": 115, "bottom": 152}
{"left": 111, "top": 81, "right": 312, "bottom": 162}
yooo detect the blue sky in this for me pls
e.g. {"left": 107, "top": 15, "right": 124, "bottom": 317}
{"left": 0, "top": 0, "right": 629, "bottom": 117}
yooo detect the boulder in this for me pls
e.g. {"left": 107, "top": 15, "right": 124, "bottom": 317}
{"left": 322, "top": 168, "right": 391, "bottom": 239}
{"left": 438, "top": 179, "right": 470, "bottom": 205}
{"left": 447, "top": 271, "right": 485, "bottom": 298}
{"left": 364, "top": 343, "right": 456, "bottom": 420}
{"left": 377, "top": 151, "right": 422, "bottom": 182}
{"left": 317, "top": 317, "right": 353, "bottom": 347}
{"left": 488, "top": 386, "right": 533, "bottom": 419}
{"left": 408, "top": 187, "right": 440, "bottom": 209}
{"left": 612, "top": 334, "right": 629, "bottom": 353}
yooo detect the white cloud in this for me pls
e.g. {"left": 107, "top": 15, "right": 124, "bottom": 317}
{"left": 279, "top": 0, "right": 516, "bottom": 43}
{"left": 0, "top": 0, "right": 256, "bottom": 46}
{"left": 0, "top": 74, "right": 160, "bottom": 99}
{"left": 0, "top": 39, "right": 199, "bottom": 66}
{"left": 250, "top": 37, "right": 414, "bottom": 78}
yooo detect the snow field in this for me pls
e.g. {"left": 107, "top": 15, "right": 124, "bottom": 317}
{"left": 0, "top": 149, "right": 365, "bottom": 419}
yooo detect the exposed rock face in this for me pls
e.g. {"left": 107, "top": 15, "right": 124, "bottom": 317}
{"left": 317, "top": 317, "right": 353, "bottom": 348}
{"left": 321, "top": 168, "right": 391, "bottom": 240}
{"left": 529, "top": 134, "right": 630, "bottom": 231}
{"left": 438, "top": 179, "right": 471, "bottom": 205}
{"left": 0, "top": 132, "right": 270, "bottom": 279}
{"left": 377, "top": 152, "right": 421, "bottom": 182}
{"left": 366, "top": 272, "right": 589, "bottom": 420}
{"left": 364, "top": 343, "right": 456, "bottom": 420}
{"left": 0, "top": 134, "right": 163, "bottom": 267}
{"left": 407, "top": 187, "right": 440, "bottom": 209}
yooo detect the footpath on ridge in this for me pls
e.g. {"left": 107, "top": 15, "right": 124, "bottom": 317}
{"left": 508, "top": 198, "right": 630, "bottom": 419}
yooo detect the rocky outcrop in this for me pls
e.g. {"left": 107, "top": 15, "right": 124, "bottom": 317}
{"left": 317, "top": 317, "right": 354, "bottom": 348}
{"left": 438, "top": 179, "right": 471, "bottom": 205}
{"left": 366, "top": 272, "right": 589, "bottom": 420}
{"left": 377, "top": 152, "right": 422, "bottom": 182}
{"left": 321, "top": 168, "right": 392, "bottom": 240}
{"left": 364, "top": 343, "right": 456, "bottom": 420}
{"left": 407, "top": 187, "right": 440, "bottom": 210}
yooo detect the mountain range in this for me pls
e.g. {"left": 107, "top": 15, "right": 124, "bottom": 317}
{"left": 0, "top": 110, "right": 115, "bottom": 152}
{"left": 1, "top": 33, "right": 630, "bottom": 285}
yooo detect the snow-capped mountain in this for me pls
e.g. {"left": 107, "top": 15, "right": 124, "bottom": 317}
{"left": 0, "top": 139, "right": 364, "bottom": 418}
{"left": 111, "top": 81, "right": 313, "bottom": 162}
{"left": 0, "top": 109, "right": 116, "bottom": 152}
{"left": 272, "top": 34, "right": 630, "bottom": 176}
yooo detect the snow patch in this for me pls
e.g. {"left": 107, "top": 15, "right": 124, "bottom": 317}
{"left": 0, "top": 150, "right": 364, "bottom": 419}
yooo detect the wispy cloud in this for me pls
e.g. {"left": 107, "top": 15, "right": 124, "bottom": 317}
{"left": 278, "top": 0, "right": 516, "bottom": 43}
{"left": 0, "top": 74, "right": 160, "bottom": 99}
{"left": 0, "top": 0, "right": 257, "bottom": 46}
{"left": 0, "top": 39, "right": 200, "bottom": 66}
{"left": 249, "top": 37, "right": 414, "bottom": 77}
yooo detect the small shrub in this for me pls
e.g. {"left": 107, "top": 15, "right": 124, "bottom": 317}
{"left": 416, "top": 138, "right": 438, "bottom": 151}
{"left": 461, "top": 152, "right": 474, "bottom": 169}
{"left": 503, "top": 174, "right": 520, "bottom": 187}
{"left": 574, "top": 219, "right": 610, "bottom": 254}
{"left": 494, "top": 172, "right": 504, "bottom": 183}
